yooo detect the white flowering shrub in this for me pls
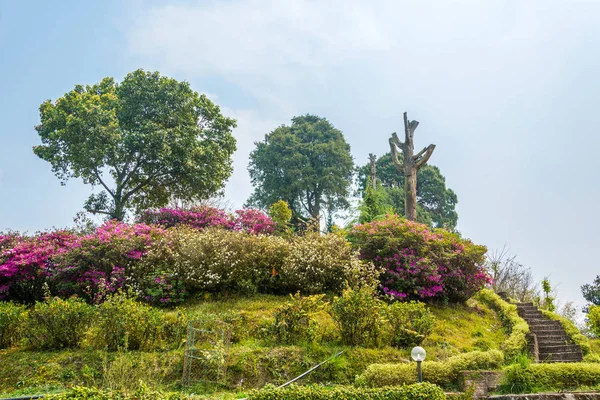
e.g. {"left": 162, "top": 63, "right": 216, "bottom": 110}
{"left": 280, "top": 232, "right": 375, "bottom": 294}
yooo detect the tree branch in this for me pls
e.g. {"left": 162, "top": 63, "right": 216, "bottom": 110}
{"left": 404, "top": 112, "right": 419, "bottom": 143}
{"left": 86, "top": 208, "right": 112, "bottom": 216}
{"left": 389, "top": 134, "right": 404, "bottom": 171}
{"left": 415, "top": 144, "right": 436, "bottom": 168}
{"left": 93, "top": 169, "right": 115, "bottom": 198}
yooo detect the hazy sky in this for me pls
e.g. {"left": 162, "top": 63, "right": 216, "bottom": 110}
{"left": 1, "top": 1, "right": 599, "bottom": 311}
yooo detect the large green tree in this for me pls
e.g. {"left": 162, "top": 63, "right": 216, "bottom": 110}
{"left": 357, "top": 153, "right": 458, "bottom": 229}
{"left": 34, "top": 69, "right": 237, "bottom": 220}
{"left": 247, "top": 115, "right": 354, "bottom": 225}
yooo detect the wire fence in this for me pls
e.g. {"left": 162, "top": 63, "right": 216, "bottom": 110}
{"left": 182, "top": 319, "right": 232, "bottom": 387}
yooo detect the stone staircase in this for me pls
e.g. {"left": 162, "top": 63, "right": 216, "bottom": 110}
{"left": 516, "top": 302, "right": 583, "bottom": 363}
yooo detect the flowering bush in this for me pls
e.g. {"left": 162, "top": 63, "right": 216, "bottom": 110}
{"left": 138, "top": 205, "right": 275, "bottom": 234}
{"left": 233, "top": 208, "right": 275, "bottom": 234}
{"left": 280, "top": 232, "right": 375, "bottom": 294}
{"left": 49, "top": 221, "right": 167, "bottom": 304}
{"left": 172, "top": 228, "right": 289, "bottom": 293}
{"left": 0, "top": 231, "right": 78, "bottom": 303}
{"left": 349, "top": 215, "right": 490, "bottom": 303}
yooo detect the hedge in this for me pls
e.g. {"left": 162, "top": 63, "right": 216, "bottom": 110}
{"left": 475, "top": 289, "right": 528, "bottom": 359}
{"left": 499, "top": 363, "right": 600, "bottom": 393}
{"left": 540, "top": 309, "right": 591, "bottom": 355}
{"left": 246, "top": 383, "right": 446, "bottom": 400}
{"left": 356, "top": 350, "right": 504, "bottom": 389}
{"left": 44, "top": 386, "right": 189, "bottom": 399}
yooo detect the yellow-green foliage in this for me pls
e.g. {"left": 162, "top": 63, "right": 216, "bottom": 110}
{"left": 424, "top": 298, "right": 506, "bottom": 359}
{"left": 25, "top": 297, "right": 96, "bottom": 350}
{"left": 385, "top": 301, "right": 435, "bottom": 348}
{"left": 86, "top": 293, "right": 183, "bottom": 351}
{"left": 44, "top": 385, "right": 192, "bottom": 399}
{"left": 268, "top": 200, "right": 293, "bottom": 236}
{"left": 356, "top": 350, "right": 504, "bottom": 389}
{"left": 0, "top": 302, "right": 27, "bottom": 348}
{"left": 500, "top": 362, "right": 600, "bottom": 393}
{"left": 247, "top": 383, "right": 446, "bottom": 400}
{"left": 475, "top": 289, "right": 528, "bottom": 359}
{"left": 540, "top": 309, "right": 590, "bottom": 355}
{"left": 271, "top": 293, "right": 325, "bottom": 344}
{"left": 330, "top": 287, "right": 384, "bottom": 347}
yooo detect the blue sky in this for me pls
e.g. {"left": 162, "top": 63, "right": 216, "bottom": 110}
{"left": 1, "top": 1, "right": 600, "bottom": 311}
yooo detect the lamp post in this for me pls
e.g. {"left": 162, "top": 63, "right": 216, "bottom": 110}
{"left": 411, "top": 346, "right": 426, "bottom": 383}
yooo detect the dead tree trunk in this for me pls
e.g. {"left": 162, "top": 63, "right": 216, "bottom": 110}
{"left": 368, "top": 153, "right": 377, "bottom": 189}
{"left": 389, "top": 112, "right": 435, "bottom": 221}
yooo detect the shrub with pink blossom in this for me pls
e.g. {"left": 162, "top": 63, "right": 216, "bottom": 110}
{"left": 138, "top": 206, "right": 235, "bottom": 230}
{"left": 138, "top": 206, "right": 275, "bottom": 234}
{"left": 0, "top": 231, "right": 78, "bottom": 303}
{"left": 233, "top": 209, "right": 275, "bottom": 234}
{"left": 49, "top": 221, "right": 167, "bottom": 304}
{"left": 349, "top": 215, "right": 490, "bottom": 303}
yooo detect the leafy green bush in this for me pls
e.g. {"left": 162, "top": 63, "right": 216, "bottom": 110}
{"left": 540, "top": 309, "right": 590, "bottom": 355}
{"left": 269, "top": 200, "right": 293, "bottom": 236}
{"left": 25, "top": 297, "right": 95, "bottom": 349}
{"left": 88, "top": 293, "right": 166, "bottom": 350}
{"left": 475, "top": 289, "right": 528, "bottom": 359}
{"left": 385, "top": 301, "right": 434, "bottom": 347}
{"left": 247, "top": 383, "right": 446, "bottom": 400}
{"left": 330, "top": 287, "right": 384, "bottom": 347}
{"left": 357, "top": 350, "right": 504, "bottom": 389}
{"left": 0, "top": 301, "right": 27, "bottom": 348}
{"left": 272, "top": 293, "right": 325, "bottom": 344}
{"left": 499, "top": 363, "right": 600, "bottom": 393}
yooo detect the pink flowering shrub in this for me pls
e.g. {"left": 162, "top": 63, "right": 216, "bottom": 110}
{"left": 139, "top": 206, "right": 235, "bottom": 230}
{"left": 349, "top": 215, "right": 490, "bottom": 303}
{"left": 0, "top": 231, "right": 78, "bottom": 303}
{"left": 138, "top": 206, "right": 275, "bottom": 234}
{"left": 233, "top": 209, "right": 275, "bottom": 234}
{"left": 49, "top": 221, "right": 167, "bottom": 304}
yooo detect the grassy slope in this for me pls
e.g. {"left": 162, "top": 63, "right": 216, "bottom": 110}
{"left": 0, "top": 294, "right": 506, "bottom": 397}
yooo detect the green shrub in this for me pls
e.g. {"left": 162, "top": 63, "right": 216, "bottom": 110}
{"left": 357, "top": 350, "right": 504, "bottom": 389}
{"left": 0, "top": 301, "right": 27, "bottom": 348}
{"left": 88, "top": 293, "right": 165, "bottom": 350}
{"left": 475, "top": 289, "right": 528, "bottom": 359}
{"left": 269, "top": 200, "right": 293, "bottom": 236}
{"left": 25, "top": 297, "right": 95, "bottom": 349}
{"left": 499, "top": 363, "right": 600, "bottom": 393}
{"left": 330, "top": 287, "right": 384, "bottom": 347}
{"left": 540, "top": 309, "right": 590, "bottom": 355}
{"left": 247, "top": 383, "right": 446, "bottom": 400}
{"left": 272, "top": 293, "right": 325, "bottom": 344}
{"left": 385, "top": 301, "right": 434, "bottom": 347}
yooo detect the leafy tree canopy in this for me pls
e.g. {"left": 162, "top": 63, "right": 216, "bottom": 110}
{"left": 247, "top": 115, "right": 354, "bottom": 224}
{"left": 357, "top": 153, "right": 458, "bottom": 229}
{"left": 34, "top": 69, "right": 237, "bottom": 220}
{"left": 582, "top": 276, "right": 600, "bottom": 307}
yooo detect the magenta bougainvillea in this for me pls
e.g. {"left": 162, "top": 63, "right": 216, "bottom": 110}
{"left": 349, "top": 215, "right": 491, "bottom": 303}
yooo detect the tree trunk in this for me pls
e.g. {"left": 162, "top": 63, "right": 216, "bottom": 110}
{"left": 389, "top": 112, "right": 436, "bottom": 222}
{"left": 404, "top": 169, "right": 418, "bottom": 221}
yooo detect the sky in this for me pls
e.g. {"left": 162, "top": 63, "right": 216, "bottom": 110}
{"left": 1, "top": 0, "right": 600, "bottom": 312}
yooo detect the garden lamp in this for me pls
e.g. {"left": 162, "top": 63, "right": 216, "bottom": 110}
{"left": 411, "top": 346, "right": 426, "bottom": 383}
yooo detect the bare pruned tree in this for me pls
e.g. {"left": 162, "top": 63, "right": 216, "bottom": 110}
{"left": 486, "top": 246, "right": 538, "bottom": 302}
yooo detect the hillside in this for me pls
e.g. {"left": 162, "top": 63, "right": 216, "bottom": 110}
{"left": 0, "top": 293, "right": 506, "bottom": 398}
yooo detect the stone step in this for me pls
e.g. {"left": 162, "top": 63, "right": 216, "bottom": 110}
{"left": 528, "top": 321, "right": 563, "bottom": 330}
{"left": 518, "top": 311, "right": 543, "bottom": 317}
{"left": 538, "top": 343, "right": 582, "bottom": 353}
{"left": 538, "top": 352, "right": 583, "bottom": 362}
